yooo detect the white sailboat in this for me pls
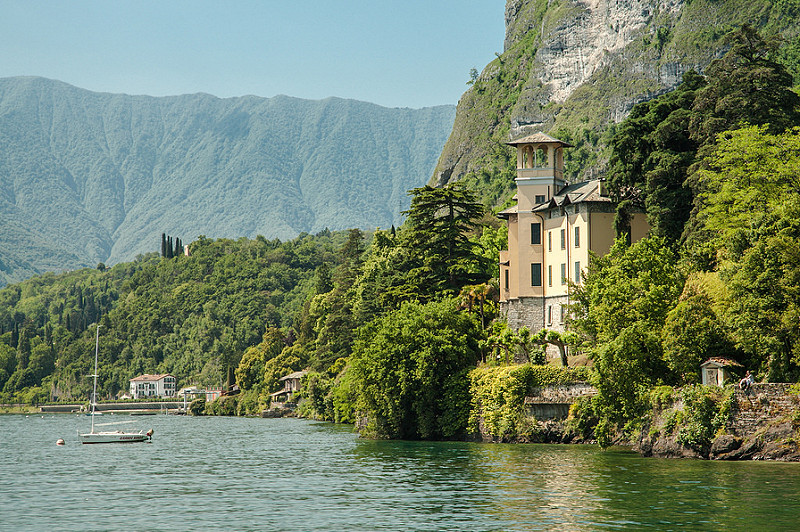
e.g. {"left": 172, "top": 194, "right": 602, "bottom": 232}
{"left": 80, "top": 325, "right": 153, "bottom": 444}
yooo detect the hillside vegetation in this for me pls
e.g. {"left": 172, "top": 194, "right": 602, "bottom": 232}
{"left": 0, "top": 230, "right": 349, "bottom": 403}
{"left": 433, "top": 0, "right": 800, "bottom": 208}
{"left": 0, "top": 77, "right": 455, "bottom": 286}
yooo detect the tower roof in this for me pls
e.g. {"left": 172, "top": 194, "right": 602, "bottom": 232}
{"left": 506, "top": 132, "right": 573, "bottom": 148}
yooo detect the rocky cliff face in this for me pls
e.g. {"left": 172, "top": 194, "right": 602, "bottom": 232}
{"left": 433, "top": 0, "right": 800, "bottom": 200}
{"left": 507, "top": 0, "right": 688, "bottom": 135}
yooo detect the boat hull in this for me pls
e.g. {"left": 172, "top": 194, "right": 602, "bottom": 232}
{"left": 80, "top": 431, "right": 150, "bottom": 444}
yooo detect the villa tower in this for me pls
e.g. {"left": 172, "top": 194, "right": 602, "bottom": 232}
{"left": 498, "top": 132, "right": 649, "bottom": 346}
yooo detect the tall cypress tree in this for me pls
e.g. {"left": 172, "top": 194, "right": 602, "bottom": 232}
{"left": 161, "top": 233, "right": 167, "bottom": 257}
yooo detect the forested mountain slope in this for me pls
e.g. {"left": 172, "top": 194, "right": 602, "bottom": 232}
{"left": 433, "top": 0, "right": 800, "bottom": 206}
{"left": 0, "top": 232, "right": 349, "bottom": 402}
{"left": 0, "top": 77, "right": 455, "bottom": 285}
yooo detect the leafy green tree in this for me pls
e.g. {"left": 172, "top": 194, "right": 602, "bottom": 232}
{"left": 350, "top": 298, "right": 482, "bottom": 440}
{"left": 572, "top": 237, "right": 684, "bottom": 345}
{"left": 471, "top": 222, "right": 508, "bottom": 279}
{"left": 608, "top": 70, "right": 705, "bottom": 240}
{"left": 692, "top": 126, "right": 800, "bottom": 261}
{"left": 307, "top": 229, "right": 364, "bottom": 371}
{"left": 262, "top": 344, "right": 307, "bottom": 394}
{"left": 721, "top": 199, "right": 800, "bottom": 381}
{"left": 571, "top": 237, "right": 684, "bottom": 439}
{"left": 0, "top": 343, "right": 16, "bottom": 391}
{"left": 351, "top": 236, "right": 415, "bottom": 322}
{"left": 590, "top": 323, "right": 663, "bottom": 444}
{"left": 457, "top": 282, "right": 498, "bottom": 330}
{"left": 524, "top": 328, "right": 580, "bottom": 367}
{"left": 313, "top": 263, "right": 333, "bottom": 295}
{"left": 662, "top": 281, "right": 734, "bottom": 384}
{"left": 235, "top": 327, "right": 285, "bottom": 391}
{"left": 28, "top": 340, "right": 55, "bottom": 384}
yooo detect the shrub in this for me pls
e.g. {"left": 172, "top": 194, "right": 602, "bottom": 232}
{"left": 205, "top": 395, "right": 238, "bottom": 416}
{"left": 189, "top": 397, "right": 206, "bottom": 416}
{"left": 676, "top": 385, "right": 733, "bottom": 450}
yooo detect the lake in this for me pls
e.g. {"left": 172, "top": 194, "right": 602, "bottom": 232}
{"left": 2, "top": 414, "right": 800, "bottom": 531}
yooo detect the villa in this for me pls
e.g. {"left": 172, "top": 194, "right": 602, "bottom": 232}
{"left": 498, "top": 132, "right": 649, "bottom": 343}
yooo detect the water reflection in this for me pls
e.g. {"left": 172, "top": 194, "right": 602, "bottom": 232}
{"left": 3, "top": 415, "right": 800, "bottom": 531}
{"left": 351, "top": 438, "right": 800, "bottom": 531}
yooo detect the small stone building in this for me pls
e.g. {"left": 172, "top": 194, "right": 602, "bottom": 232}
{"left": 700, "top": 357, "right": 743, "bottom": 386}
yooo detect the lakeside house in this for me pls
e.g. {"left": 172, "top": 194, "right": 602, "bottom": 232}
{"left": 177, "top": 386, "right": 223, "bottom": 403}
{"left": 129, "top": 374, "right": 177, "bottom": 399}
{"left": 270, "top": 370, "right": 307, "bottom": 407}
{"left": 498, "top": 132, "right": 649, "bottom": 351}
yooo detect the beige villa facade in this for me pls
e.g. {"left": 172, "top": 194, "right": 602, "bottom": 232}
{"left": 498, "top": 132, "right": 649, "bottom": 339}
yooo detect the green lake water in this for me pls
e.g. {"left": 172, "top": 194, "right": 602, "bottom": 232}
{"left": 2, "top": 414, "right": 799, "bottom": 531}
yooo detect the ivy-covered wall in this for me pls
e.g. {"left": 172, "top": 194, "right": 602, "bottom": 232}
{"left": 468, "top": 363, "right": 591, "bottom": 442}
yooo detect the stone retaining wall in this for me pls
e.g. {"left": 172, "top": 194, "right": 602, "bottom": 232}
{"left": 524, "top": 383, "right": 597, "bottom": 421}
{"left": 729, "top": 383, "right": 800, "bottom": 436}
{"left": 637, "top": 383, "right": 800, "bottom": 461}
{"left": 40, "top": 402, "right": 183, "bottom": 413}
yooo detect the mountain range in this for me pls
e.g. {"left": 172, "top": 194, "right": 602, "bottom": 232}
{"left": 0, "top": 76, "right": 455, "bottom": 285}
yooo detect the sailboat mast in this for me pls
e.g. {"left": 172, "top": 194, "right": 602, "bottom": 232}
{"left": 90, "top": 324, "right": 100, "bottom": 433}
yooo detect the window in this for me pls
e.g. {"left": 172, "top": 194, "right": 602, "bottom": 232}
{"left": 547, "top": 305, "right": 552, "bottom": 325}
{"left": 560, "top": 305, "right": 566, "bottom": 324}
{"left": 535, "top": 146, "right": 548, "bottom": 167}
{"left": 504, "top": 269, "right": 509, "bottom": 290}
{"left": 535, "top": 194, "right": 546, "bottom": 204}
{"left": 560, "top": 229, "right": 566, "bottom": 250}
{"left": 574, "top": 226, "right": 580, "bottom": 247}
{"left": 560, "top": 263, "right": 567, "bottom": 285}
{"left": 548, "top": 265, "right": 552, "bottom": 287}
{"left": 530, "top": 223, "right": 541, "bottom": 245}
{"left": 548, "top": 231, "right": 552, "bottom": 252}
{"left": 523, "top": 145, "right": 534, "bottom": 168}
{"left": 574, "top": 261, "right": 581, "bottom": 284}
{"left": 531, "top": 263, "right": 542, "bottom": 287}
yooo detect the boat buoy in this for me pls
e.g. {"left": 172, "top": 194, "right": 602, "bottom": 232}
{"left": 56, "top": 439, "right": 65, "bottom": 446}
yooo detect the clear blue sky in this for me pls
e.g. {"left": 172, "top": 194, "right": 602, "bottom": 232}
{"left": 0, "top": 1, "right": 505, "bottom": 109}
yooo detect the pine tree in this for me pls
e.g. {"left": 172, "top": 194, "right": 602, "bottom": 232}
{"left": 401, "top": 184, "right": 490, "bottom": 298}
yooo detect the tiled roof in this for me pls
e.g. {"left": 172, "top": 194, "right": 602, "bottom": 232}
{"left": 497, "top": 205, "right": 519, "bottom": 218}
{"left": 130, "top": 373, "right": 173, "bottom": 382}
{"left": 700, "top": 357, "right": 743, "bottom": 368}
{"left": 506, "top": 132, "right": 574, "bottom": 147}
{"left": 532, "top": 180, "right": 611, "bottom": 211}
{"left": 279, "top": 370, "right": 307, "bottom": 381}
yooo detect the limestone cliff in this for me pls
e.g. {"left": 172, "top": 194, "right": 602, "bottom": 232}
{"left": 433, "top": 0, "right": 800, "bottom": 205}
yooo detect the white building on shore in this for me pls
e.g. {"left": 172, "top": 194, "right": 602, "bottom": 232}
{"left": 129, "top": 374, "right": 177, "bottom": 399}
